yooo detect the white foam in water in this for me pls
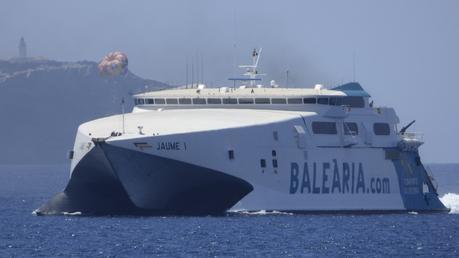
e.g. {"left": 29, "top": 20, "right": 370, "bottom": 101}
{"left": 440, "top": 193, "right": 459, "bottom": 214}
{"left": 31, "top": 209, "right": 83, "bottom": 216}
{"left": 231, "top": 210, "right": 293, "bottom": 216}
{"left": 62, "top": 211, "right": 82, "bottom": 216}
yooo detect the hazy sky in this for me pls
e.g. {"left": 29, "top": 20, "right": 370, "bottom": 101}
{"left": 1, "top": 0, "right": 459, "bottom": 163}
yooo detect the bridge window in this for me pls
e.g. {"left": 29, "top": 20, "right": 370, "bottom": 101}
{"left": 303, "top": 97, "right": 316, "bottom": 104}
{"left": 154, "top": 98, "right": 165, "bottom": 104}
{"left": 239, "top": 98, "right": 254, "bottom": 104}
{"left": 312, "top": 121, "right": 337, "bottom": 134}
{"left": 317, "top": 97, "right": 329, "bottom": 105}
{"left": 329, "top": 97, "right": 342, "bottom": 106}
{"left": 373, "top": 123, "right": 391, "bottom": 135}
{"left": 287, "top": 98, "right": 302, "bottom": 104}
{"left": 344, "top": 122, "right": 359, "bottom": 135}
{"left": 255, "top": 98, "right": 270, "bottom": 104}
{"left": 138, "top": 98, "right": 145, "bottom": 105}
{"left": 178, "top": 98, "right": 192, "bottom": 104}
{"left": 271, "top": 98, "right": 287, "bottom": 104}
{"left": 342, "top": 96, "right": 365, "bottom": 108}
{"left": 146, "top": 98, "right": 154, "bottom": 104}
{"left": 166, "top": 98, "right": 178, "bottom": 104}
{"left": 327, "top": 96, "right": 365, "bottom": 108}
{"left": 223, "top": 98, "right": 237, "bottom": 104}
{"left": 192, "top": 98, "right": 206, "bottom": 104}
{"left": 207, "top": 98, "right": 222, "bottom": 104}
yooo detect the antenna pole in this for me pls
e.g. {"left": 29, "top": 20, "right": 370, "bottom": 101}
{"left": 286, "top": 70, "right": 289, "bottom": 88}
{"left": 232, "top": 7, "right": 237, "bottom": 78}
{"left": 121, "top": 97, "right": 125, "bottom": 134}
{"left": 201, "top": 54, "right": 204, "bottom": 85}
{"left": 352, "top": 52, "right": 356, "bottom": 82}
{"left": 191, "top": 58, "right": 194, "bottom": 88}
{"left": 195, "top": 54, "right": 199, "bottom": 86}
{"left": 186, "top": 60, "right": 189, "bottom": 89}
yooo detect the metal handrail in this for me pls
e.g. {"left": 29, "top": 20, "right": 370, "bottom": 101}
{"left": 399, "top": 132, "right": 424, "bottom": 142}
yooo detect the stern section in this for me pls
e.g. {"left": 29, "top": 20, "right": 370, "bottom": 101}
{"left": 386, "top": 148, "right": 449, "bottom": 213}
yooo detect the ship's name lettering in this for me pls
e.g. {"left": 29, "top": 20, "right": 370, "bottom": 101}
{"left": 156, "top": 141, "right": 181, "bottom": 151}
{"left": 289, "top": 160, "right": 390, "bottom": 194}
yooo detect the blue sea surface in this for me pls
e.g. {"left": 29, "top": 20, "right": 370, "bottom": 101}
{"left": 0, "top": 165, "right": 458, "bottom": 257}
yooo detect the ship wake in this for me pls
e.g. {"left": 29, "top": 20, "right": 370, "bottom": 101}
{"left": 440, "top": 193, "right": 459, "bottom": 214}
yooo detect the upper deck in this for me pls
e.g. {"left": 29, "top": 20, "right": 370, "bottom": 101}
{"left": 132, "top": 82, "right": 372, "bottom": 111}
{"left": 135, "top": 86, "right": 346, "bottom": 98}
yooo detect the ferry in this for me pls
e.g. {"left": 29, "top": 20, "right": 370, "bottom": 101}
{"left": 37, "top": 49, "right": 449, "bottom": 215}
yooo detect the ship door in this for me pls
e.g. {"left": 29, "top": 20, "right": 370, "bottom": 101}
{"left": 361, "top": 122, "right": 373, "bottom": 146}
{"left": 293, "top": 125, "right": 306, "bottom": 149}
{"left": 342, "top": 121, "right": 360, "bottom": 147}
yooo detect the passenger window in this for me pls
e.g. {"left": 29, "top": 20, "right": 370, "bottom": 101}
{"left": 166, "top": 98, "right": 178, "bottom": 104}
{"left": 192, "top": 98, "right": 206, "bottom": 104}
{"left": 317, "top": 97, "right": 329, "bottom": 105}
{"left": 344, "top": 122, "right": 359, "bottom": 135}
{"left": 287, "top": 98, "right": 302, "bottom": 104}
{"left": 271, "top": 98, "right": 287, "bottom": 104}
{"left": 312, "top": 122, "right": 337, "bottom": 134}
{"left": 273, "top": 131, "right": 279, "bottom": 141}
{"left": 138, "top": 99, "right": 145, "bottom": 104}
{"left": 260, "top": 159, "right": 266, "bottom": 168}
{"left": 154, "top": 98, "right": 165, "bottom": 104}
{"left": 222, "top": 98, "right": 237, "bottom": 104}
{"left": 228, "top": 150, "right": 234, "bottom": 160}
{"left": 207, "top": 98, "right": 222, "bottom": 104}
{"left": 373, "top": 123, "right": 391, "bottom": 135}
{"left": 146, "top": 98, "right": 154, "bottom": 104}
{"left": 272, "top": 159, "right": 278, "bottom": 168}
{"left": 239, "top": 98, "right": 254, "bottom": 104}
{"left": 178, "top": 98, "right": 192, "bottom": 104}
{"left": 303, "top": 98, "right": 316, "bottom": 104}
{"left": 255, "top": 98, "right": 270, "bottom": 104}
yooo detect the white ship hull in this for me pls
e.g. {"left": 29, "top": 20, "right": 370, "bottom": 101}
{"left": 38, "top": 108, "right": 448, "bottom": 215}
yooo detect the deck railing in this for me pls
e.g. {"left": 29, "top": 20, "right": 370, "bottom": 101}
{"left": 399, "top": 132, "right": 424, "bottom": 142}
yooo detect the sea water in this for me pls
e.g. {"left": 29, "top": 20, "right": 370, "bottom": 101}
{"left": 0, "top": 165, "right": 458, "bottom": 257}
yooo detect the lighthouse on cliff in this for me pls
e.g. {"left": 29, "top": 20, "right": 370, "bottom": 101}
{"left": 18, "top": 37, "right": 27, "bottom": 59}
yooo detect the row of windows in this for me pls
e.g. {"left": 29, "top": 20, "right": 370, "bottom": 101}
{"left": 134, "top": 96, "right": 365, "bottom": 108}
{"left": 312, "top": 122, "right": 391, "bottom": 136}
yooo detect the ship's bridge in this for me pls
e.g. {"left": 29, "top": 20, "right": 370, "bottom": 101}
{"left": 132, "top": 82, "right": 372, "bottom": 112}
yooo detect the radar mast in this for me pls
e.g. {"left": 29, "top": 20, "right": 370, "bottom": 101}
{"left": 239, "top": 48, "right": 264, "bottom": 87}
{"left": 229, "top": 48, "right": 265, "bottom": 88}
